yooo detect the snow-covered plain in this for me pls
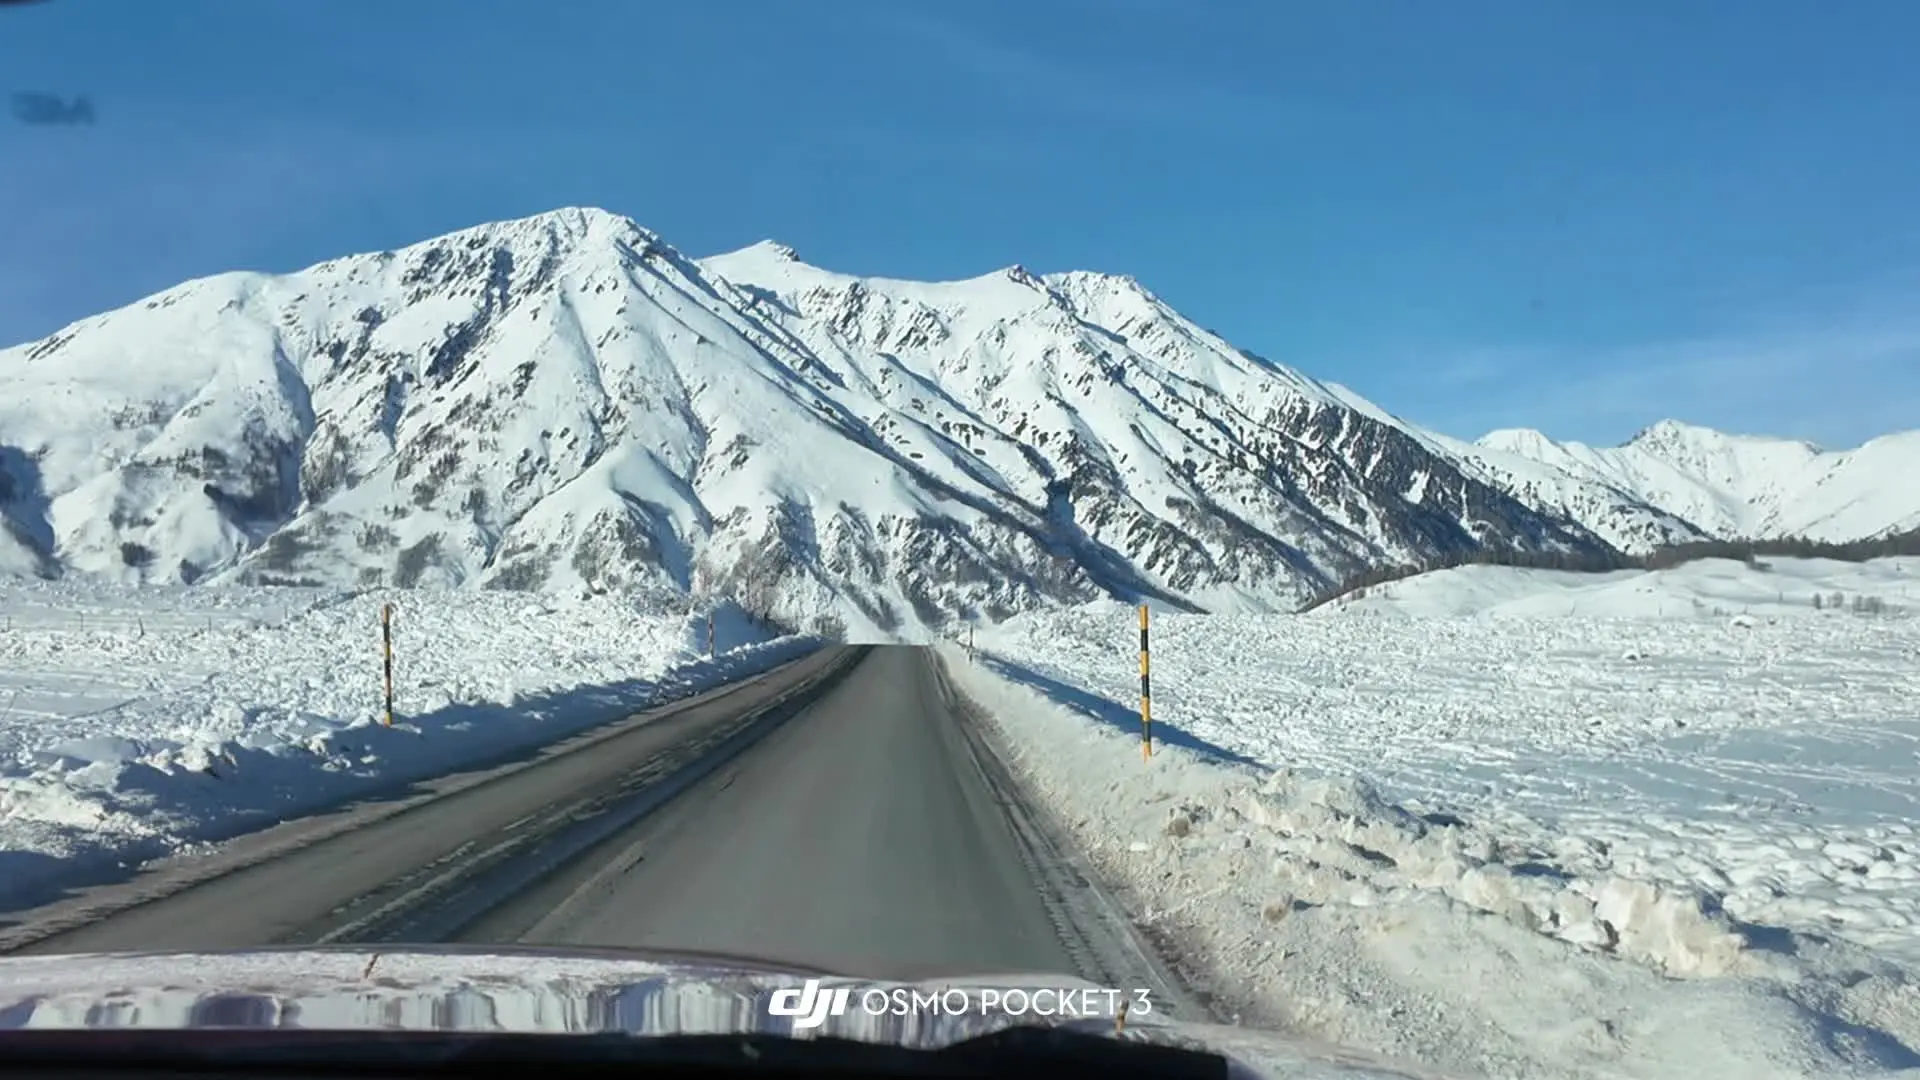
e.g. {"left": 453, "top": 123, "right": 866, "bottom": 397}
{"left": 4, "top": 557, "right": 1918, "bottom": 1077}
{"left": 953, "top": 558, "right": 1920, "bottom": 1079}
{"left": 0, "top": 581, "right": 812, "bottom": 912}
{"left": 1328, "top": 554, "right": 1920, "bottom": 619}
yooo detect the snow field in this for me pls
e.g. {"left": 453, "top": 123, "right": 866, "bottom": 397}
{"left": 948, "top": 578, "right": 1920, "bottom": 1078}
{"left": 980, "top": 594, "right": 1920, "bottom": 963}
{"left": 0, "top": 580, "right": 810, "bottom": 911}
{"left": 1328, "top": 555, "right": 1920, "bottom": 620}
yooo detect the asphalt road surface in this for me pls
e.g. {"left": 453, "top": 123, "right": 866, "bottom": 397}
{"left": 454, "top": 645, "right": 1078, "bottom": 977}
{"left": 7, "top": 646, "right": 1101, "bottom": 984}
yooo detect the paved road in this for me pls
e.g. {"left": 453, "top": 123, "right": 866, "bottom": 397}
{"left": 9, "top": 647, "right": 1084, "bottom": 982}
{"left": 459, "top": 646, "right": 1078, "bottom": 978}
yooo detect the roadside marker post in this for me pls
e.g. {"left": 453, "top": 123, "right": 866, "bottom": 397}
{"left": 381, "top": 602, "right": 395, "bottom": 727}
{"left": 1139, "top": 604, "right": 1152, "bottom": 759}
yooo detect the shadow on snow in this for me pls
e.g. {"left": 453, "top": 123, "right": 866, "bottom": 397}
{"left": 974, "top": 653, "right": 1264, "bottom": 769}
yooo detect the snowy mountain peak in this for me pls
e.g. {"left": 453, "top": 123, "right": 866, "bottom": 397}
{"left": 5, "top": 205, "right": 1911, "bottom": 625}
{"left": 1004, "top": 263, "right": 1043, "bottom": 288}
{"left": 1043, "top": 268, "right": 1151, "bottom": 301}
{"left": 1625, "top": 418, "right": 1816, "bottom": 454}
{"left": 1627, "top": 418, "right": 1701, "bottom": 447}
{"left": 1476, "top": 427, "right": 1560, "bottom": 455}
{"left": 442, "top": 205, "right": 658, "bottom": 253}
{"left": 0, "top": 207, "right": 1619, "bottom": 624}
{"left": 738, "top": 239, "right": 800, "bottom": 264}
{"left": 1459, "top": 419, "right": 1920, "bottom": 550}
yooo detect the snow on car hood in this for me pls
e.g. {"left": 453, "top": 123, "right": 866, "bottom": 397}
{"left": 0, "top": 947, "right": 1450, "bottom": 1079}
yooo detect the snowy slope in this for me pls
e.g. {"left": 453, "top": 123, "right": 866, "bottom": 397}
{"left": 1322, "top": 555, "right": 1920, "bottom": 618}
{"left": 1453, "top": 420, "right": 1920, "bottom": 552}
{"left": 0, "top": 208, "right": 1608, "bottom": 632}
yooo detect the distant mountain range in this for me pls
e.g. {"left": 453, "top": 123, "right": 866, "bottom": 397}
{"left": 1446, "top": 420, "right": 1918, "bottom": 553}
{"left": 1, "top": 207, "right": 1913, "bottom": 634}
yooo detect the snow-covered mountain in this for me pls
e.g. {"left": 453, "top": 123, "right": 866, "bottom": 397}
{"left": 1446, "top": 420, "right": 1920, "bottom": 553}
{"left": 0, "top": 207, "right": 1611, "bottom": 634}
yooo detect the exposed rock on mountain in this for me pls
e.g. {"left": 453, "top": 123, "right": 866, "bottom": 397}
{"left": 0, "top": 207, "right": 1757, "bottom": 635}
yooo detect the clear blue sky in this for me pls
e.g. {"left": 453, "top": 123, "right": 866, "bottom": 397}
{"left": 4, "top": 0, "right": 1918, "bottom": 448}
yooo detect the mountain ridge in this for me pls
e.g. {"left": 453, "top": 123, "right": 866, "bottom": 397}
{"left": 1464, "top": 418, "right": 1919, "bottom": 549}
{"left": 0, "top": 207, "right": 1912, "bottom": 632}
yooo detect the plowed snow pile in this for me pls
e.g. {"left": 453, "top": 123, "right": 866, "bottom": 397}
{"left": 951, "top": 565, "right": 1920, "bottom": 1079}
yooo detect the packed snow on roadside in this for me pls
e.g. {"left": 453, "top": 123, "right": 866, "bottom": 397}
{"left": 0, "top": 580, "right": 814, "bottom": 912}
{"left": 947, "top": 564, "right": 1920, "bottom": 1080}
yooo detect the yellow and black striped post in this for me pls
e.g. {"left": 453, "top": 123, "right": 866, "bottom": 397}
{"left": 381, "top": 602, "right": 395, "bottom": 727}
{"left": 1138, "top": 604, "right": 1152, "bottom": 759}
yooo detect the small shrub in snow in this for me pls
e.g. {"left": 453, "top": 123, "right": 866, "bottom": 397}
{"left": 1851, "top": 594, "right": 1889, "bottom": 615}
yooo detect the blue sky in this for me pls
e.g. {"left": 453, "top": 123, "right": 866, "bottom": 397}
{"left": 4, "top": 0, "right": 1917, "bottom": 448}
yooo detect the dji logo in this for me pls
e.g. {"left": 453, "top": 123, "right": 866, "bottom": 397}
{"left": 12, "top": 92, "right": 94, "bottom": 126}
{"left": 767, "top": 980, "right": 851, "bottom": 1030}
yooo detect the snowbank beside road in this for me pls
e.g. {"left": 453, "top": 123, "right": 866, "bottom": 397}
{"left": 0, "top": 581, "right": 814, "bottom": 912}
{"left": 978, "top": 600, "right": 1920, "bottom": 966}
{"left": 951, "top": 598, "right": 1920, "bottom": 1079}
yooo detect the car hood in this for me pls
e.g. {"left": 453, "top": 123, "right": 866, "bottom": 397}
{"left": 0, "top": 946, "right": 1456, "bottom": 1079}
